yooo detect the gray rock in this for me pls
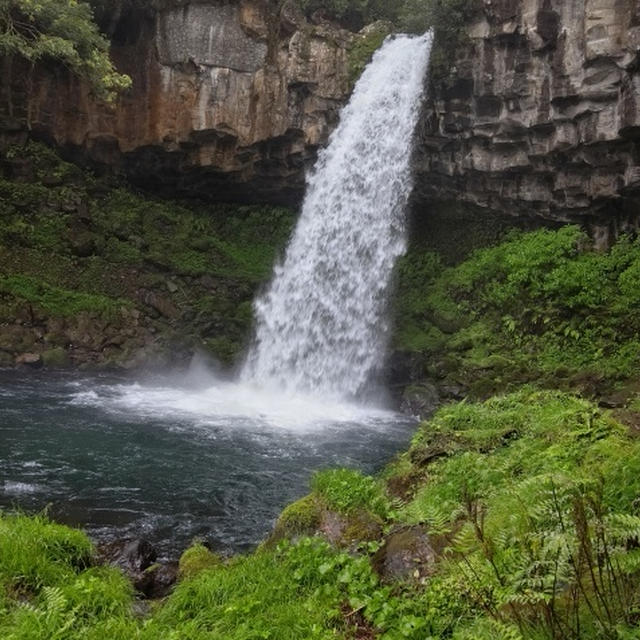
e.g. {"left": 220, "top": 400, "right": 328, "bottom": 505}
{"left": 413, "top": 0, "right": 640, "bottom": 233}
{"left": 373, "top": 526, "right": 437, "bottom": 583}
{"left": 157, "top": 4, "right": 267, "bottom": 72}
{"left": 401, "top": 383, "right": 440, "bottom": 419}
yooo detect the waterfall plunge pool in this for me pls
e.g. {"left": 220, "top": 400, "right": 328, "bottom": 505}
{"left": 0, "top": 33, "right": 432, "bottom": 560}
{"left": 0, "top": 369, "right": 415, "bottom": 559}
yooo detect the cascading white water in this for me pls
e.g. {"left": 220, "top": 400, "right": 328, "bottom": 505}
{"left": 242, "top": 33, "right": 433, "bottom": 399}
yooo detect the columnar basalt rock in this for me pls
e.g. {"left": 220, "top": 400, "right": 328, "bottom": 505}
{"left": 414, "top": 0, "right": 640, "bottom": 237}
{"left": 3, "top": 0, "right": 353, "bottom": 205}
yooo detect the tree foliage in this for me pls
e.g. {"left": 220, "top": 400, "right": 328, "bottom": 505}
{"left": 295, "top": 0, "right": 476, "bottom": 35}
{"left": 399, "top": 0, "right": 477, "bottom": 35}
{"left": 0, "top": 0, "right": 130, "bottom": 102}
{"left": 296, "top": 0, "right": 401, "bottom": 28}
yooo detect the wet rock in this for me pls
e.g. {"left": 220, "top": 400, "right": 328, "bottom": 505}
{"left": 373, "top": 526, "right": 437, "bottom": 583}
{"left": 100, "top": 538, "right": 157, "bottom": 575}
{"left": 98, "top": 538, "right": 176, "bottom": 598}
{"left": 135, "top": 562, "right": 178, "bottom": 599}
{"left": 15, "top": 352, "right": 43, "bottom": 368}
{"left": 41, "top": 347, "right": 70, "bottom": 368}
{"left": 401, "top": 383, "right": 440, "bottom": 419}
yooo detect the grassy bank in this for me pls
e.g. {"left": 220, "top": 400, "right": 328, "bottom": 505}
{"left": 2, "top": 389, "right": 640, "bottom": 639}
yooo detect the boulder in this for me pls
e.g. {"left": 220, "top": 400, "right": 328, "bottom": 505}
{"left": 15, "top": 352, "right": 42, "bottom": 368}
{"left": 400, "top": 383, "right": 440, "bottom": 419}
{"left": 97, "top": 538, "right": 177, "bottom": 599}
{"left": 373, "top": 526, "right": 437, "bottom": 583}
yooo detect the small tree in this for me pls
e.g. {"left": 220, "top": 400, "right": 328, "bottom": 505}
{"left": 295, "top": 0, "right": 400, "bottom": 29}
{"left": 0, "top": 0, "right": 131, "bottom": 115}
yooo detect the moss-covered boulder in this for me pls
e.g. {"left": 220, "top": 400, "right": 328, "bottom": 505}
{"left": 178, "top": 542, "right": 222, "bottom": 580}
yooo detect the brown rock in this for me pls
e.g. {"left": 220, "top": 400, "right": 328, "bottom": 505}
{"left": 4, "top": 1, "right": 353, "bottom": 206}
{"left": 15, "top": 352, "right": 42, "bottom": 368}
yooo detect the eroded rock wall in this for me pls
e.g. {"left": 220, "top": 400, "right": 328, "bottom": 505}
{"left": 414, "top": 0, "right": 640, "bottom": 237}
{"left": 3, "top": 0, "right": 353, "bottom": 205}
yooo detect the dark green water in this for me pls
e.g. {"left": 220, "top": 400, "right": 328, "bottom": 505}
{"left": 0, "top": 370, "right": 414, "bottom": 558}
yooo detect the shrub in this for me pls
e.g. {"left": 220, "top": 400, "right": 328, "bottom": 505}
{"left": 312, "top": 468, "right": 391, "bottom": 519}
{"left": 0, "top": 0, "right": 131, "bottom": 103}
{"left": 0, "top": 512, "right": 93, "bottom": 594}
{"left": 178, "top": 543, "right": 221, "bottom": 580}
{"left": 394, "top": 226, "right": 640, "bottom": 395}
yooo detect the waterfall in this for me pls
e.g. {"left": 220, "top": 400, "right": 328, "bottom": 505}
{"left": 241, "top": 33, "right": 433, "bottom": 399}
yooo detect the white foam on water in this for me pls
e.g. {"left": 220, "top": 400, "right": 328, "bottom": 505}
{"left": 71, "top": 379, "right": 398, "bottom": 431}
{"left": 3, "top": 481, "right": 43, "bottom": 495}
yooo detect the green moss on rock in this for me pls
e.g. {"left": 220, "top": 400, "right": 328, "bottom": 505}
{"left": 348, "top": 22, "right": 391, "bottom": 84}
{"left": 41, "top": 347, "right": 70, "bottom": 368}
{"left": 178, "top": 543, "right": 221, "bottom": 580}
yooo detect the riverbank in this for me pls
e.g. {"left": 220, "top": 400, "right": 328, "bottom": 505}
{"left": 2, "top": 388, "right": 640, "bottom": 639}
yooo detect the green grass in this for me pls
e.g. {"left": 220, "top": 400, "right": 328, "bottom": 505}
{"left": 0, "top": 275, "right": 126, "bottom": 317}
{"left": 3, "top": 391, "right": 640, "bottom": 639}
{"left": 312, "top": 468, "right": 391, "bottom": 519}
{"left": 394, "top": 226, "right": 640, "bottom": 397}
{"left": 386, "top": 390, "right": 640, "bottom": 639}
{"left": 0, "top": 513, "right": 93, "bottom": 595}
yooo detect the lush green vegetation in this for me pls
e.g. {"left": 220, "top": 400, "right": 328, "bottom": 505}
{"left": 394, "top": 225, "right": 640, "bottom": 399}
{"left": 312, "top": 468, "right": 391, "bottom": 519}
{"left": 0, "top": 274, "right": 127, "bottom": 317}
{"left": 0, "top": 512, "right": 137, "bottom": 639}
{"left": 0, "top": 0, "right": 130, "bottom": 103}
{"left": 0, "top": 141, "right": 294, "bottom": 365}
{"left": 386, "top": 389, "right": 640, "bottom": 639}
{"left": 347, "top": 21, "right": 390, "bottom": 83}
{"left": 3, "top": 390, "right": 640, "bottom": 639}
{"left": 296, "top": 0, "right": 476, "bottom": 34}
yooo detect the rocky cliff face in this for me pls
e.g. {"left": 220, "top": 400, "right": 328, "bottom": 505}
{"left": 414, "top": 0, "right": 640, "bottom": 240}
{"left": 4, "top": 0, "right": 353, "bottom": 205}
